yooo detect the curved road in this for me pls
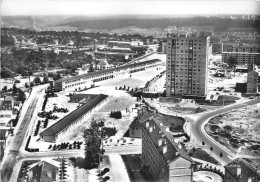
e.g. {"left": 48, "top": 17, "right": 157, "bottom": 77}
{"left": 187, "top": 98, "right": 260, "bottom": 165}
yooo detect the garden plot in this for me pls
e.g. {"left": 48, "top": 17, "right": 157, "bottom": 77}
{"left": 205, "top": 104, "right": 260, "bottom": 157}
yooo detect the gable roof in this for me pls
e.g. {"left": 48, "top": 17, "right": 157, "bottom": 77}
{"left": 226, "top": 158, "right": 260, "bottom": 178}
{"left": 40, "top": 94, "right": 108, "bottom": 136}
{"left": 70, "top": 94, "right": 98, "bottom": 100}
{"left": 28, "top": 160, "right": 59, "bottom": 182}
{"left": 141, "top": 114, "right": 193, "bottom": 165}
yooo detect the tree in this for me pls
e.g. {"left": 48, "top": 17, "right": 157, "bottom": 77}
{"left": 219, "top": 152, "right": 223, "bottom": 163}
{"left": 2, "top": 86, "right": 8, "bottom": 92}
{"left": 12, "top": 84, "right": 18, "bottom": 95}
{"left": 88, "top": 64, "right": 95, "bottom": 72}
{"left": 17, "top": 89, "right": 25, "bottom": 102}
{"left": 43, "top": 76, "right": 49, "bottom": 84}
{"left": 30, "top": 82, "right": 35, "bottom": 87}
{"left": 210, "top": 147, "right": 213, "bottom": 155}
{"left": 202, "top": 141, "right": 205, "bottom": 147}
{"left": 21, "top": 71, "right": 29, "bottom": 77}
{"left": 83, "top": 120, "right": 105, "bottom": 169}
{"left": 34, "top": 76, "right": 42, "bottom": 85}
{"left": 53, "top": 73, "right": 61, "bottom": 81}
{"left": 226, "top": 55, "right": 238, "bottom": 70}
{"left": 1, "top": 67, "right": 13, "bottom": 78}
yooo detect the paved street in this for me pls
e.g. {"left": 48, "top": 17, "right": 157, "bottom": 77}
{"left": 0, "top": 85, "right": 47, "bottom": 182}
{"left": 10, "top": 145, "right": 141, "bottom": 182}
{"left": 187, "top": 98, "right": 260, "bottom": 165}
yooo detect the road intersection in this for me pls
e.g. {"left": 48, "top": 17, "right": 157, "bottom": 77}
{"left": 1, "top": 81, "right": 260, "bottom": 181}
{"left": 186, "top": 98, "right": 260, "bottom": 165}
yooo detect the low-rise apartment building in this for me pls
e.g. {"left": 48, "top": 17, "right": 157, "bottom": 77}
{"left": 222, "top": 52, "right": 260, "bottom": 65}
{"left": 224, "top": 158, "right": 260, "bottom": 182}
{"left": 141, "top": 115, "right": 193, "bottom": 182}
{"left": 54, "top": 59, "right": 161, "bottom": 91}
{"left": 221, "top": 43, "right": 260, "bottom": 65}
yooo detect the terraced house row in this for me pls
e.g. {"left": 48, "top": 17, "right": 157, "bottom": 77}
{"left": 54, "top": 59, "right": 162, "bottom": 91}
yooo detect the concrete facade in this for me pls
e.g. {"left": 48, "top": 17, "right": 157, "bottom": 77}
{"left": 54, "top": 59, "right": 161, "bottom": 92}
{"left": 166, "top": 33, "right": 209, "bottom": 97}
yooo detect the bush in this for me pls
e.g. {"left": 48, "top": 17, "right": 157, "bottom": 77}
{"left": 102, "top": 176, "right": 110, "bottom": 182}
{"left": 42, "top": 94, "right": 48, "bottom": 111}
{"left": 34, "top": 121, "right": 41, "bottom": 136}
{"left": 103, "top": 127, "right": 117, "bottom": 138}
{"left": 101, "top": 168, "right": 110, "bottom": 176}
{"left": 110, "top": 111, "right": 122, "bottom": 119}
{"left": 43, "top": 118, "right": 48, "bottom": 128}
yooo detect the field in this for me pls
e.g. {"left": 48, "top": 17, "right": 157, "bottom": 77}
{"left": 205, "top": 103, "right": 260, "bottom": 157}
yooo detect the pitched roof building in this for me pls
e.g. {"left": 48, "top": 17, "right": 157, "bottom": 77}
{"left": 224, "top": 158, "right": 260, "bottom": 182}
{"left": 141, "top": 114, "right": 193, "bottom": 182}
{"left": 40, "top": 94, "right": 108, "bottom": 142}
{"left": 54, "top": 59, "right": 161, "bottom": 91}
{"left": 27, "top": 160, "right": 59, "bottom": 182}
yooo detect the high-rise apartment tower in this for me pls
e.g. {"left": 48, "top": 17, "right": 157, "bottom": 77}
{"left": 166, "top": 33, "right": 210, "bottom": 96}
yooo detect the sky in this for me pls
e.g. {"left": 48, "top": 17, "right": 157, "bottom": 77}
{"left": 1, "top": 0, "right": 260, "bottom": 16}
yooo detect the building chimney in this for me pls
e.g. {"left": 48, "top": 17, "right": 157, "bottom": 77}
{"left": 237, "top": 166, "right": 241, "bottom": 176}
{"left": 146, "top": 122, "right": 149, "bottom": 128}
{"left": 163, "top": 145, "right": 167, "bottom": 154}
{"left": 149, "top": 126, "right": 153, "bottom": 133}
{"left": 158, "top": 139, "right": 163, "bottom": 146}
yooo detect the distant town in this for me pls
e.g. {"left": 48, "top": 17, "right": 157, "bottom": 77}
{"left": 0, "top": 13, "right": 260, "bottom": 182}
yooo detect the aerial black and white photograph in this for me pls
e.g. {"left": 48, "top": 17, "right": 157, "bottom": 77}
{"left": 0, "top": 0, "right": 260, "bottom": 181}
